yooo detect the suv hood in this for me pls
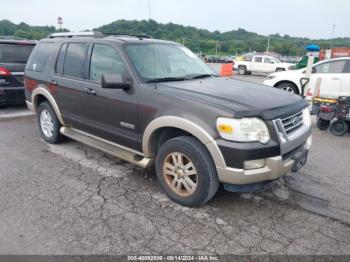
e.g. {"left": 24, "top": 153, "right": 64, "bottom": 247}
{"left": 158, "top": 77, "right": 307, "bottom": 120}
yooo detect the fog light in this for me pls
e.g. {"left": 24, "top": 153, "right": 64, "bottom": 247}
{"left": 244, "top": 159, "right": 266, "bottom": 170}
{"left": 305, "top": 135, "right": 312, "bottom": 150}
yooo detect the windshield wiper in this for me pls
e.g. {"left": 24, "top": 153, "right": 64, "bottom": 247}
{"left": 145, "top": 77, "right": 187, "bottom": 83}
{"left": 190, "top": 74, "right": 217, "bottom": 79}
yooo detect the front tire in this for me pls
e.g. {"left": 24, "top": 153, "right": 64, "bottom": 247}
{"left": 37, "top": 101, "right": 65, "bottom": 144}
{"left": 276, "top": 82, "right": 298, "bottom": 94}
{"left": 238, "top": 65, "right": 247, "bottom": 75}
{"left": 155, "top": 136, "right": 219, "bottom": 207}
{"left": 330, "top": 120, "right": 348, "bottom": 136}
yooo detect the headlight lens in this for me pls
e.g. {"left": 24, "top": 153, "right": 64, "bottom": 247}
{"left": 303, "top": 107, "right": 312, "bottom": 128}
{"left": 217, "top": 117, "right": 270, "bottom": 144}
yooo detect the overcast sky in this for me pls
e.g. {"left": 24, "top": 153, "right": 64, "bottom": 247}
{"left": 3, "top": 0, "right": 349, "bottom": 39}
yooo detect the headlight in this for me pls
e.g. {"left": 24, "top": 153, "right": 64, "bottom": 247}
{"left": 216, "top": 117, "right": 270, "bottom": 144}
{"left": 303, "top": 107, "right": 311, "bottom": 128}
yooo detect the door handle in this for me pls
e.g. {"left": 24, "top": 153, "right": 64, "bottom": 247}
{"left": 331, "top": 77, "right": 340, "bottom": 80}
{"left": 49, "top": 79, "right": 57, "bottom": 85}
{"left": 84, "top": 87, "right": 97, "bottom": 95}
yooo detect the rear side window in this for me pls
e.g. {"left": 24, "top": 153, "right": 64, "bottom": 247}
{"left": 254, "top": 57, "right": 263, "bottom": 63}
{"left": 0, "top": 44, "right": 34, "bottom": 64}
{"left": 343, "top": 60, "right": 350, "bottom": 73}
{"left": 56, "top": 43, "right": 68, "bottom": 75}
{"left": 63, "top": 43, "right": 87, "bottom": 79}
{"left": 26, "top": 42, "right": 54, "bottom": 72}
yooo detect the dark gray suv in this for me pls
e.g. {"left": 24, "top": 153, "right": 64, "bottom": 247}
{"left": 24, "top": 32, "right": 312, "bottom": 206}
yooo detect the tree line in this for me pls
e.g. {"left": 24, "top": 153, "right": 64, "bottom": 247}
{"left": 1, "top": 19, "right": 350, "bottom": 56}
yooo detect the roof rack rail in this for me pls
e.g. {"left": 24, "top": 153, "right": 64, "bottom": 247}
{"left": 0, "top": 36, "right": 27, "bottom": 40}
{"left": 48, "top": 31, "right": 104, "bottom": 38}
{"left": 101, "top": 32, "right": 151, "bottom": 39}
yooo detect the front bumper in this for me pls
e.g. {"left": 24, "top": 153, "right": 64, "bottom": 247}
{"left": 0, "top": 86, "right": 25, "bottom": 105}
{"left": 216, "top": 134, "right": 312, "bottom": 185}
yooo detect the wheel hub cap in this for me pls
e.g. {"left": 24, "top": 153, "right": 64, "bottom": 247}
{"left": 163, "top": 152, "right": 198, "bottom": 197}
{"left": 40, "top": 109, "right": 54, "bottom": 138}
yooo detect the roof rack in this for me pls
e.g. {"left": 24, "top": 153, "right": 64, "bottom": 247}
{"left": 48, "top": 31, "right": 104, "bottom": 38}
{"left": 0, "top": 36, "right": 27, "bottom": 40}
{"left": 101, "top": 32, "right": 151, "bottom": 39}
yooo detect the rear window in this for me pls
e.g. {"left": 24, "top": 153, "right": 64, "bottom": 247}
{"left": 26, "top": 42, "right": 54, "bottom": 72}
{"left": 0, "top": 44, "right": 34, "bottom": 64}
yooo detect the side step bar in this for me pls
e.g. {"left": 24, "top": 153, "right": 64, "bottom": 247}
{"left": 60, "top": 127, "right": 153, "bottom": 168}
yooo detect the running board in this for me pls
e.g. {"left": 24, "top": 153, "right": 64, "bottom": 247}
{"left": 60, "top": 127, "right": 153, "bottom": 168}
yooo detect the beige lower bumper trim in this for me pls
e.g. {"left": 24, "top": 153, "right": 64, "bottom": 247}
{"left": 217, "top": 156, "right": 294, "bottom": 185}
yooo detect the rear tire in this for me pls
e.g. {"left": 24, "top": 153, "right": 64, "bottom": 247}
{"left": 317, "top": 119, "right": 330, "bottom": 131}
{"left": 155, "top": 136, "right": 219, "bottom": 207}
{"left": 37, "top": 101, "right": 65, "bottom": 144}
{"left": 238, "top": 65, "right": 247, "bottom": 75}
{"left": 330, "top": 120, "right": 348, "bottom": 136}
{"left": 276, "top": 82, "right": 298, "bottom": 94}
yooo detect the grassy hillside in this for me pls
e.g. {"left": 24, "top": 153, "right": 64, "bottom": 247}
{"left": 1, "top": 19, "right": 350, "bottom": 56}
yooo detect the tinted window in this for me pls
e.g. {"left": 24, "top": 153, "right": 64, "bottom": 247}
{"left": 63, "top": 43, "right": 86, "bottom": 78}
{"left": 314, "top": 60, "right": 346, "bottom": 74}
{"left": 26, "top": 42, "right": 53, "bottom": 72}
{"left": 0, "top": 44, "right": 34, "bottom": 64}
{"left": 90, "top": 44, "right": 126, "bottom": 82}
{"left": 254, "top": 57, "right": 263, "bottom": 63}
{"left": 56, "top": 43, "right": 67, "bottom": 75}
{"left": 343, "top": 60, "right": 350, "bottom": 73}
{"left": 264, "top": 57, "right": 273, "bottom": 63}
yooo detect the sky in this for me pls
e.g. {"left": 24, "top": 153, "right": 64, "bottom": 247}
{"left": 3, "top": 0, "right": 350, "bottom": 39}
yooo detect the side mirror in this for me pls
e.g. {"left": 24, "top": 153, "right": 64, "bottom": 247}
{"left": 270, "top": 61, "right": 275, "bottom": 64}
{"left": 101, "top": 74, "right": 131, "bottom": 90}
{"left": 312, "top": 68, "right": 317, "bottom": 73}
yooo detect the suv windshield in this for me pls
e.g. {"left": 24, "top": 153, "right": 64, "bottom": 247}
{"left": 125, "top": 43, "right": 215, "bottom": 82}
{"left": 0, "top": 44, "right": 34, "bottom": 64}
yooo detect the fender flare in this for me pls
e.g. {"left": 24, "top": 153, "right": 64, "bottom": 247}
{"left": 32, "top": 86, "right": 65, "bottom": 125}
{"left": 142, "top": 116, "right": 226, "bottom": 168}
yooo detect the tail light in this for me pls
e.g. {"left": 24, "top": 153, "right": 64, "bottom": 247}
{"left": 0, "top": 67, "right": 11, "bottom": 76}
{"left": 320, "top": 105, "right": 333, "bottom": 113}
{"left": 306, "top": 89, "right": 313, "bottom": 97}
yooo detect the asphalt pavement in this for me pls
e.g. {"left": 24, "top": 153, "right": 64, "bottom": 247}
{"left": 0, "top": 81, "right": 350, "bottom": 255}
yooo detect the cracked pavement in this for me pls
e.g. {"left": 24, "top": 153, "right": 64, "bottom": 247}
{"left": 0, "top": 112, "right": 349, "bottom": 255}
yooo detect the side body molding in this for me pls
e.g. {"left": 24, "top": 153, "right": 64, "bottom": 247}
{"left": 142, "top": 116, "right": 226, "bottom": 168}
{"left": 31, "top": 86, "right": 65, "bottom": 125}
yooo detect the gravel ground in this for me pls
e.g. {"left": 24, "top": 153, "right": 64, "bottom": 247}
{"left": 0, "top": 105, "right": 349, "bottom": 256}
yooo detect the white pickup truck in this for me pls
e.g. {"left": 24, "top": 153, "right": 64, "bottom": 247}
{"left": 235, "top": 55, "right": 295, "bottom": 75}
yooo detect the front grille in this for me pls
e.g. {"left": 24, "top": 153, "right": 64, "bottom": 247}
{"left": 280, "top": 110, "right": 304, "bottom": 135}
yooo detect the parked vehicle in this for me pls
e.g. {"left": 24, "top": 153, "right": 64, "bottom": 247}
{"left": 0, "top": 37, "right": 35, "bottom": 106}
{"left": 234, "top": 55, "right": 295, "bottom": 75}
{"left": 313, "top": 96, "right": 350, "bottom": 136}
{"left": 25, "top": 32, "right": 312, "bottom": 207}
{"left": 264, "top": 57, "right": 350, "bottom": 96}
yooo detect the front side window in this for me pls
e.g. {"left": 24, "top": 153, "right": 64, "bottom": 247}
{"left": 26, "top": 42, "right": 53, "bottom": 72}
{"left": 264, "top": 57, "right": 273, "bottom": 64}
{"left": 90, "top": 44, "right": 126, "bottom": 82}
{"left": 314, "top": 60, "right": 346, "bottom": 74}
{"left": 125, "top": 43, "right": 214, "bottom": 82}
{"left": 63, "top": 43, "right": 87, "bottom": 79}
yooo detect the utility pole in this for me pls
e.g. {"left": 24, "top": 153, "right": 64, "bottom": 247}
{"left": 216, "top": 41, "right": 218, "bottom": 56}
{"left": 182, "top": 38, "right": 185, "bottom": 46}
{"left": 266, "top": 36, "right": 270, "bottom": 54}
{"left": 148, "top": 0, "right": 152, "bottom": 20}
{"left": 330, "top": 24, "right": 336, "bottom": 49}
